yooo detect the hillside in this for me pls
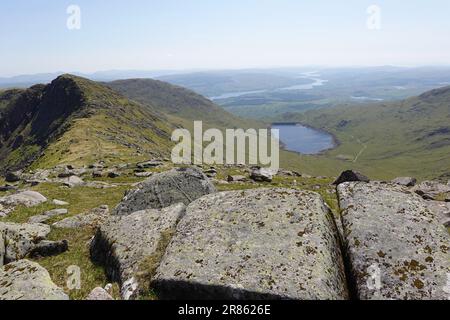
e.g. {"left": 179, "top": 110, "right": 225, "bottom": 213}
{"left": 106, "top": 78, "right": 260, "bottom": 129}
{"left": 0, "top": 75, "right": 174, "bottom": 172}
{"left": 279, "top": 86, "right": 450, "bottom": 180}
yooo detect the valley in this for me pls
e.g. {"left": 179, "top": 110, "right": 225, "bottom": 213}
{"left": 0, "top": 71, "right": 449, "bottom": 301}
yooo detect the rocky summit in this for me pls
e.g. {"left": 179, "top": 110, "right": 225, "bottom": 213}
{"left": 153, "top": 188, "right": 348, "bottom": 300}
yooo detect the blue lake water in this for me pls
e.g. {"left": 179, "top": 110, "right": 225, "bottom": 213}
{"left": 210, "top": 72, "right": 328, "bottom": 100}
{"left": 272, "top": 124, "right": 335, "bottom": 155}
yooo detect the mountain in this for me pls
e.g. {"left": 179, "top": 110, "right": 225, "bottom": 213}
{"left": 0, "top": 75, "right": 175, "bottom": 172}
{"left": 281, "top": 85, "right": 450, "bottom": 180}
{"left": 106, "top": 78, "right": 259, "bottom": 129}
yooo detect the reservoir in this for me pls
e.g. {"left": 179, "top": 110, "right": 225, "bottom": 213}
{"left": 272, "top": 123, "right": 335, "bottom": 155}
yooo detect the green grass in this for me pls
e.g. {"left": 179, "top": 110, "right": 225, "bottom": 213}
{"left": 258, "top": 87, "right": 450, "bottom": 181}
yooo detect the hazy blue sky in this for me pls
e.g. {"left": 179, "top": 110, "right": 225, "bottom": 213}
{"left": 1, "top": 0, "right": 450, "bottom": 76}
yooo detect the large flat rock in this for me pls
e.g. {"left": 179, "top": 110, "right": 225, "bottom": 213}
{"left": 113, "top": 167, "right": 215, "bottom": 215}
{"left": 338, "top": 182, "right": 450, "bottom": 300}
{"left": 0, "top": 260, "right": 69, "bottom": 300}
{"left": 153, "top": 188, "right": 348, "bottom": 300}
{"left": 90, "top": 203, "right": 186, "bottom": 300}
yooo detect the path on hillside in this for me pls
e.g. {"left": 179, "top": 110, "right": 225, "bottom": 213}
{"left": 351, "top": 135, "right": 367, "bottom": 163}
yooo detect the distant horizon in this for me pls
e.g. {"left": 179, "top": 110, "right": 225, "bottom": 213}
{"left": 3, "top": 64, "right": 450, "bottom": 79}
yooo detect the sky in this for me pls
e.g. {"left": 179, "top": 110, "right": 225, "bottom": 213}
{"left": 1, "top": 0, "right": 450, "bottom": 76}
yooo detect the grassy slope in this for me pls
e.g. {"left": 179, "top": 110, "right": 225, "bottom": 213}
{"left": 0, "top": 75, "right": 176, "bottom": 171}
{"left": 277, "top": 86, "right": 450, "bottom": 180}
{"left": 106, "top": 78, "right": 262, "bottom": 130}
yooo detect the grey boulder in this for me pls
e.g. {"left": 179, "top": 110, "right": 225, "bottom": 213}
{"left": 153, "top": 188, "right": 348, "bottom": 300}
{"left": 90, "top": 203, "right": 186, "bottom": 300}
{"left": 61, "top": 176, "right": 84, "bottom": 188}
{"left": 113, "top": 167, "right": 216, "bottom": 216}
{"left": 0, "top": 222, "right": 50, "bottom": 265}
{"left": 5, "top": 171, "right": 21, "bottom": 183}
{"left": 249, "top": 167, "right": 274, "bottom": 182}
{"left": 227, "top": 175, "right": 247, "bottom": 183}
{"left": 338, "top": 182, "right": 450, "bottom": 300}
{"left": 0, "top": 260, "right": 68, "bottom": 300}
{"left": 0, "top": 191, "right": 47, "bottom": 217}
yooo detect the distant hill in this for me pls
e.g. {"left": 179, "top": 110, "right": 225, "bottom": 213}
{"left": 157, "top": 71, "right": 313, "bottom": 97}
{"left": 106, "top": 78, "right": 259, "bottom": 129}
{"left": 0, "top": 75, "right": 174, "bottom": 172}
{"left": 281, "top": 85, "right": 450, "bottom": 180}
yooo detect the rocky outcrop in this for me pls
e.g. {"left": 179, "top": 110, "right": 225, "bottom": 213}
{"left": 90, "top": 203, "right": 186, "bottom": 300}
{"left": 153, "top": 188, "right": 348, "bottom": 300}
{"left": 0, "top": 260, "right": 68, "bottom": 300}
{"left": 333, "top": 170, "right": 370, "bottom": 186}
{"left": 113, "top": 167, "right": 216, "bottom": 216}
{"left": 337, "top": 182, "right": 449, "bottom": 300}
{"left": 53, "top": 205, "right": 109, "bottom": 229}
{"left": 0, "top": 191, "right": 47, "bottom": 217}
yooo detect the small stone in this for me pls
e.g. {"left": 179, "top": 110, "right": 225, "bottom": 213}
{"left": 227, "top": 175, "right": 246, "bottom": 182}
{"left": 333, "top": 170, "right": 370, "bottom": 185}
{"left": 107, "top": 171, "right": 121, "bottom": 178}
{"left": 28, "top": 209, "right": 68, "bottom": 224}
{"left": 136, "top": 160, "right": 163, "bottom": 169}
{"left": 249, "top": 167, "right": 274, "bottom": 182}
{"left": 392, "top": 177, "right": 417, "bottom": 187}
{"left": 53, "top": 199, "right": 69, "bottom": 206}
{"left": 134, "top": 172, "right": 153, "bottom": 178}
{"left": 86, "top": 287, "right": 114, "bottom": 300}
{"left": 92, "top": 171, "right": 103, "bottom": 178}
{"left": 62, "top": 176, "right": 84, "bottom": 188}
{"left": 5, "top": 171, "right": 21, "bottom": 183}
